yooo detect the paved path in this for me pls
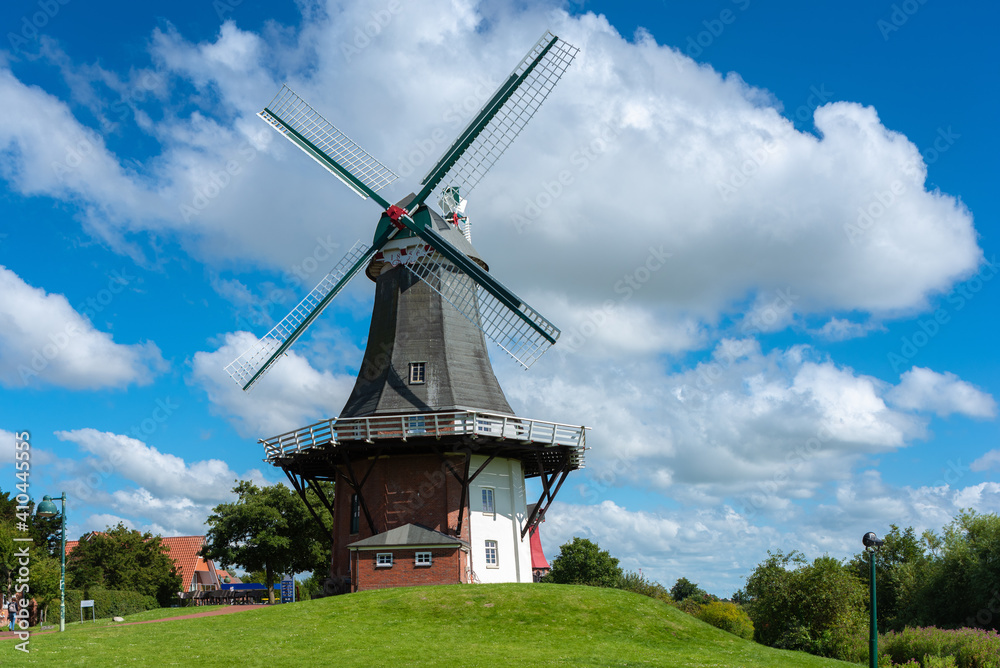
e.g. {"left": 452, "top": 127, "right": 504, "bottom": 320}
{"left": 1, "top": 604, "right": 271, "bottom": 637}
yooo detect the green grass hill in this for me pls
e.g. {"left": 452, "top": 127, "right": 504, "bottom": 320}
{"left": 3, "top": 583, "right": 859, "bottom": 667}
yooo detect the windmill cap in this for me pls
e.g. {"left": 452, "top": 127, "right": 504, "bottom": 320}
{"left": 366, "top": 194, "right": 488, "bottom": 281}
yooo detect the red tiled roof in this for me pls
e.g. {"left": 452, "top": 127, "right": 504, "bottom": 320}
{"left": 63, "top": 533, "right": 227, "bottom": 592}
{"left": 216, "top": 569, "right": 242, "bottom": 585}
{"left": 160, "top": 536, "right": 209, "bottom": 591}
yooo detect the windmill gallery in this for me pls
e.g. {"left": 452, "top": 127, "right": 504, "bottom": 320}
{"left": 226, "top": 32, "right": 589, "bottom": 593}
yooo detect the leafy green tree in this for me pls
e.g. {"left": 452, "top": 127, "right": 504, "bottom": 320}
{"left": 741, "top": 551, "right": 866, "bottom": 661}
{"left": 848, "top": 524, "right": 930, "bottom": 631}
{"left": 0, "top": 488, "right": 65, "bottom": 598}
{"left": 66, "top": 523, "right": 182, "bottom": 606}
{"left": 27, "top": 547, "right": 61, "bottom": 623}
{"left": 933, "top": 510, "right": 1000, "bottom": 630}
{"left": 670, "top": 576, "right": 708, "bottom": 602}
{"left": 202, "top": 481, "right": 331, "bottom": 604}
{"left": 545, "top": 537, "right": 622, "bottom": 588}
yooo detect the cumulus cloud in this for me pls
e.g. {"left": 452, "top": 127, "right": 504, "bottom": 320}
{"left": 887, "top": 367, "right": 997, "bottom": 418}
{"left": 0, "top": 2, "right": 982, "bottom": 342}
{"left": 971, "top": 450, "right": 1000, "bottom": 473}
{"left": 55, "top": 428, "right": 248, "bottom": 503}
{"left": 0, "top": 266, "right": 165, "bottom": 389}
{"left": 54, "top": 428, "right": 274, "bottom": 536}
{"left": 190, "top": 331, "right": 356, "bottom": 437}
{"left": 812, "top": 318, "right": 886, "bottom": 341}
{"left": 543, "top": 471, "right": 1000, "bottom": 595}
{"left": 505, "top": 339, "right": 929, "bottom": 506}
{"left": 0, "top": 428, "right": 15, "bottom": 465}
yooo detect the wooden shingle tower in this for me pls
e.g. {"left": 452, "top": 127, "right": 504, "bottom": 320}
{"left": 227, "top": 32, "right": 586, "bottom": 593}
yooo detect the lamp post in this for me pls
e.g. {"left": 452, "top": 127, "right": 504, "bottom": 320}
{"left": 36, "top": 493, "right": 66, "bottom": 633}
{"left": 862, "top": 531, "right": 884, "bottom": 668}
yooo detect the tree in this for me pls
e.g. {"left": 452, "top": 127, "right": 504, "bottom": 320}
{"left": 1, "top": 489, "right": 65, "bottom": 598}
{"left": 27, "top": 548, "right": 61, "bottom": 623}
{"left": 848, "top": 524, "right": 930, "bottom": 631}
{"left": 66, "top": 523, "right": 182, "bottom": 606}
{"left": 741, "top": 551, "right": 866, "bottom": 661}
{"left": 670, "top": 577, "right": 708, "bottom": 602}
{"left": 202, "top": 481, "right": 331, "bottom": 603}
{"left": 545, "top": 537, "right": 622, "bottom": 587}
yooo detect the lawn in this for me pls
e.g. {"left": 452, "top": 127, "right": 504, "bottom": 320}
{"left": 2, "top": 584, "right": 860, "bottom": 667}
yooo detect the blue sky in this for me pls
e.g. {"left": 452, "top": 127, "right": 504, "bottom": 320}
{"left": 1, "top": 0, "right": 997, "bottom": 596}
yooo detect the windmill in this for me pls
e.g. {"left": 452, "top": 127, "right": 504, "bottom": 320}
{"left": 229, "top": 32, "right": 588, "bottom": 593}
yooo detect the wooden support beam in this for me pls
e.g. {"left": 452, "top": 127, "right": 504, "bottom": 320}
{"left": 283, "top": 468, "right": 329, "bottom": 535}
{"left": 454, "top": 453, "right": 471, "bottom": 537}
{"left": 340, "top": 452, "right": 377, "bottom": 535}
{"left": 522, "top": 452, "right": 572, "bottom": 539}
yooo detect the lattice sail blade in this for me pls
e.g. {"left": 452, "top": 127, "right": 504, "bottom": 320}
{"left": 259, "top": 85, "right": 398, "bottom": 200}
{"left": 403, "top": 252, "right": 560, "bottom": 369}
{"left": 417, "top": 31, "right": 578, "bottom": 204}
{"left": 226, "top": 241, "right": 372, "bottom": 390}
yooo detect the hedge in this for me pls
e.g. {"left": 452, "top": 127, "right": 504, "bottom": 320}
{"left": 53, "top": 589, "right": 160, "bottom": 621}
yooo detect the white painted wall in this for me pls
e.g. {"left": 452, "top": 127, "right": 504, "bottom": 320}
{"left": 467, "top": 455, "right": 532, "bottom": 584}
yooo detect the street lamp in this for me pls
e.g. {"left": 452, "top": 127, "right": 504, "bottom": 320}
{"left": 862, "top": 531, "right": 884, "bottom": 668}
{"left": 36, "top": 493, "right": 66, "bottom": 633}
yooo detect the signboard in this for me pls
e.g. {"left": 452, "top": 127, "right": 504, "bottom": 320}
{"left": 280, "top": 576, "right": 295, "bottom": 604}
{"left": 80, "top": 600, "right": 96, "bottom": 622}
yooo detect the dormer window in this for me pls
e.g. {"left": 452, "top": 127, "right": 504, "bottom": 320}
{"left": 409, "top": 362, "right": 426, "bottom": 384}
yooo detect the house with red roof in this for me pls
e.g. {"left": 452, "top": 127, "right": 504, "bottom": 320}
{"left": 64, "top": 534, "right": 241, "bottom": 593}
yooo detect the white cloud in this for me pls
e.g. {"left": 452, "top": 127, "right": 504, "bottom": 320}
{"left": 887, "top": 367, "right": 997, "bottom": 418}
{"left": 542, "top": 471, "right": 1000, "bottom": 596}
{"left": 971, "top": 450, "right": 1000, "bottom": 472}
{"left": 0, "top": 429, "right": 15, "bottom": 466}
{"left": 109, "top": 488, "right": 211, "bottom": 536}
{"left": 190, "top": 331, "right": 355, "bottom": 438}
{"left": 55, "top": 428, "right": 246, "bottom": 503}
{"left": 0, "top": 266, "right": 165, "bottom": 389}
{"left": 812, "top": 317, "right": 886, "bottom": 341}
{"left": 53, "top": 428, "right": 275, "bottom": 536}
{"left": 85, "top": 514, "right": 135, "bottom": 532}
{"left": 504, "top": 340, "right": 927, "bottom": 505}
{"left": 0, "top": 2, "right": 980, "bottom": 344}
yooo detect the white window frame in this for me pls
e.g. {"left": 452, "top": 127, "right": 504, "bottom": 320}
{"left": 376, "top": 552, "right": 393, "bottom": 568}
{"left": 415, "top": 551, "right": 432, "bottom": 567}
{"left": 481, "top": 487, "right": 495, "bottom": 515}
{"left": 409, "top": 362, "right": 426, "bottom": 384}
{"left": 484, "top": 540, "right": 498, "bottom": 568}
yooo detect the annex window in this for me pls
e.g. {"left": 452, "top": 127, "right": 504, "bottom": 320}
{"left": 350, "top": 494, "right": 360, "bottom": 535}
{"left": 415, "top": 552, "right": 432, "bottom": 567}
{"left": 484, "top": 540, "right": 498, "bottom": 568}
{"left": 481, "top": 488, "right": 495, "bottom": 515}
{"left": 376, "top": 553, "right": 393, "bottom": 568}
{"left": 409, "top": 362, "right": 426, "bottom": 384}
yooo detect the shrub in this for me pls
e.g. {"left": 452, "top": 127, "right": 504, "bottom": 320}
{"left": 880, "top": 627, "right": 1000, "bottom": 668}
{"left": 57, "top": 588, "right": 159, "bottom": 622}
{"left": 615, "top": 571, "right": 672, "bottom": 603}
{"left": 673, "top": 597, "right": 705, "bottom": 616}
{"left": 697, "top": 601, "right": 754, "bottom": 640}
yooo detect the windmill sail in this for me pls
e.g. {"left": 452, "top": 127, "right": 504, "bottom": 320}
{"left": 226, "top": 241, "right": 372, "bottom": 390}
{"left": 404, "top": 252, "right": 559, "bottom": 368}
{"left": 260, "top": 85, "right": 397, "bottom": 202}
{"left": 416, "top": 31, "right": 579, "bottom": 204}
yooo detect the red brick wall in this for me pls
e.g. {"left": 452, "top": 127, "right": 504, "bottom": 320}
{"left": 330, "top": 453, "right": 470, "bottom": 580}
{"left": 353, "top": 547, "right": 467, "bottom": 591}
